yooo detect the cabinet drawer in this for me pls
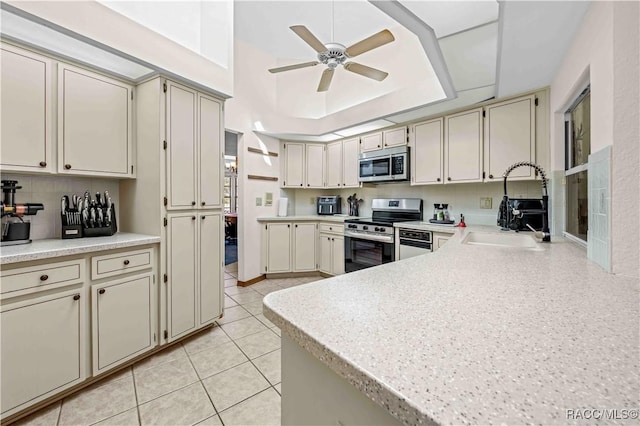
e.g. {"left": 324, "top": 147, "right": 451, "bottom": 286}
{"left": 92, "top": 248, "right": 153, "bottom": 280}
{"left": 0, "top": 260, "right": 84, "bottom": 298}
{"left": 319, "top": 223, "right": 344, "bottom": 234}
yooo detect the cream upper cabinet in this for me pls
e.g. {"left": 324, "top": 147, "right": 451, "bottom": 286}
{"left": 326, "top": 141, "right": 343, "bottom": 188}
{"left": 199, "top": 211, "right": 223, "bottom": 325}
{"left": 444, "top": 108, "right": 483, "bottom": 183}
{"left": 266, "top": 223, "right": 292, "bottom": 273}
{"left": 58, "top": 64, "right": 133, "bottom": 177}
{"left": 0, "top": 44, "right": 52, "bottom": 173}
{"left": 342, "top": 137, "right": 360, "bottom": 188}
{"left": 166, "top": 82, "right": 197, "bottom": 209}
{"left": 282, "top": 142, "right": 305, "bottom": 188}
{"left": 411, "top": 118, "right": 443, "bottom": 185}
{"left": 484, "top": 95, "right": 536, "bottom": 181}
{"left": 383, "top": 127, "right": 407, "bottom": 148}
{"left": 293, "top": 223, "right": 317, "bottom": 272}
{"left": 198, "top": 94, "right": 223, "bottom": 208}
{"left": 360, "top": 132, "right": 382, "bottom": 152}
{"left": 1, "top": 288, "right": 85, "bottom": 417}
{"left": 91, "top": 274, "right": 153, "bottom": 375}
{"left": 305, "top": 144, "right": 326, "bottom": 188}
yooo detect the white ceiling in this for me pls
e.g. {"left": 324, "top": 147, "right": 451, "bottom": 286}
{"left": 234, "top": 0, "right": 591, "bottom": 138}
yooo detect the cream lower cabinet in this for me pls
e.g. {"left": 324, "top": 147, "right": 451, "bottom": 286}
{"left": 166, "top": 212, "right": 223, "bottom": 341}
{"left": 262, "top": 222, "right": 318, "bottom": 274}
{"left": 91, "top": 274, "right": 154, "bottom": 375}
{"left": 1, "top": 288, "right": 85, "bottom": 417}
{"left": 293, "top": 223, "right": 317, "bottom": 271}
{"left": 319, "top": 223, "right": 344, "bottom": 275}
{"left": 432, "top": 232, "right": 452, "bottom": 251}
{"left": 0, "top": 43, "right": 52, "bottom": 173}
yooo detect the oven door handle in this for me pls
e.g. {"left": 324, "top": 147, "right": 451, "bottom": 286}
{"left": 344, "top": 230, "right": 394, "bottom": 243}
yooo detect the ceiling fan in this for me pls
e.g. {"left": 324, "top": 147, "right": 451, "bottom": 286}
{"left": 268, "top": 25, "right": 395, "bottom": 92}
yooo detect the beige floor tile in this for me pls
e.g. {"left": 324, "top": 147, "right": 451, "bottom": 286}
{"left": 218, "top": 388, "right": 281, "bottom": 426}
{"left": 224, "top": 279, "right": 237, "bottom": 288}
{"left": 276, "top": 279, "right": 304, "bottom": 289}
{"left": 195, "top": 414, "right": 223, "bottom": 425}
{"left": 271, "top": 327, "right": 282, "bottom": 337}
{"left": 274, "top": 383, "right": 282, "bottom": 395}
{"left": 224, "top": 285, "right": 255, "bottom": 297}
{"left": 234, "top": 330, "right": 280, "bottom": 359}
{"left": 220, "top": 317, "right": 268, "bottom": 340}
{"left": 240, "top": 300, "right": 263, "bottom": 315}
{"left": 182, "top": 325, "right": 231, "bottom": 355}
{"left": 229, "top": 291, "right": 263, "bottom": 305}
{"left": 138, "top": 382, "right": 214, "bottom": 426}
{"left": 12, "top": 401, "right": 60, "bottom": 426}
{"left": 254, "top": 313, "right": 275, "bottom": 328}
{"left": 250, "top": 282, "right": 283, "bottom": 295}
{"left": 216, "top": 305, "right": 251, "bottom": 325}
{"left": 93, "top": 408, "right": 139, "bottom": 426}
{"left": 59, "top": 375, "right": 136, "bottom": 425}
{"left": 188, "top": 341, "right": 247, "bottom": 379}
{"left": 224, "top": 295, "right": 238, "bottom": 308}
{"left": 252, "top": 349, "right": 281, "bottom": 385}
{"left": 202, "top": 362, "right": 270, "bottom": 412}
{"left": 133, "top": 343, "right": 187, "bottom": 373}
{"left": 225, "top": 262, "right": 238, "bottom": 272}
{"left": 134, "top": 356, "right": 199, "bottom": 403}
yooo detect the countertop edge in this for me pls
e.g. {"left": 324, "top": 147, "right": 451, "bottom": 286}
{"left": 1, "top": 233, "right": 161, "bottom": 265}
{"left": 263, "top": 303, "right": 434, "bottom": 426}
{"left": 257, "top": 215, "right": 357, "bottom": 223}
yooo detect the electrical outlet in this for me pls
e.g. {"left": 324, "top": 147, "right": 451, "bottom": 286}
{"left": 310, "top": 197, "right": 315, "bottom": 205}
{"left": 480, "top": 197, "right": 492, "bottom": 209}
{"left": 255, "top": 197, "right": 262, "bottom": 206}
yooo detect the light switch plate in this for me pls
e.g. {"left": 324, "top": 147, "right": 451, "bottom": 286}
{"left": 255, "top": 197, "right": 262, "bottom": 206}
{"left": 265, "top": 192, "right": 273, "bottom": 206}
{"left": 480, "top": 197, "right": 492, "bottom": 209}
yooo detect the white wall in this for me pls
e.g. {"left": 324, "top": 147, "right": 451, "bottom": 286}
{"left": 226, "top": 41, "right": 285, "bottom": 282}
{"left": 549, "top": 1, "right": 639, "bottom": 278}
{"left": 6, "top": 0, "right": 234, "bottom": 96}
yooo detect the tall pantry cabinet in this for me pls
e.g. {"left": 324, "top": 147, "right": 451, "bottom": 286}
{"left": 120, "top": 77, "right": 224, "bottom": 344}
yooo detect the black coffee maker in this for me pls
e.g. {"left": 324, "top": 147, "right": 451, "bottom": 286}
{"left": 1, "top": 180, "right": 44, "bottom": 246}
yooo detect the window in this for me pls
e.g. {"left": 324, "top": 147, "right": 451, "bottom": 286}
{"left": 564, "top": 86, "right": 590, "bottom": 242}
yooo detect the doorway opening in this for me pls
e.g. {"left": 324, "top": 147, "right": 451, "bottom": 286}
{"left": 224, "top": 131, "right": 238, "bottom": 267}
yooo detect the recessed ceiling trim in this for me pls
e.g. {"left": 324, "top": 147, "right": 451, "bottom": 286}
{"left": 369, "top": 0, "right": 456, "bottom": 99}
{"left": 494, "top": 1, "right": 506, "bottom": 99}
{"left": 437, "top": 19, "right": 499, "bottom": 41}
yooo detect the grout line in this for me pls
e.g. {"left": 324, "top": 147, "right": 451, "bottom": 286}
{"left": 130, "top": 366, "right": 142, "bottom": 426}
{"left": 56, "top": 400, "right": 62, "bottom": 426}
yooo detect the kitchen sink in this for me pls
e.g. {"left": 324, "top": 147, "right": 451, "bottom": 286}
{"left": 461, "top": 231, "right": 544, "bottom": 250}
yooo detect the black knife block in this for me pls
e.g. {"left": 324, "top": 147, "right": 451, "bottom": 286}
{"left": 61, "top": 203, "right": 117, "bottom": 239}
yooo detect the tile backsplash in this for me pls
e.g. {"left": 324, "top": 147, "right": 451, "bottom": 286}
{"left": 587, "top": 146, "right": 611, "bottom": 271}
{"left": 286, "top": 180, "right": 543, "bottom": 226}
{"left": 1, "top": 173, "right": 120, "bottom": 240}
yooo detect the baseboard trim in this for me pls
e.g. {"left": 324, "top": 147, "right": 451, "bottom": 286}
{"left": 266, "top": 271, "right": 323, "bottom": 279}
{"left": 237, "top": 274, "right": 266, "bottom": 287}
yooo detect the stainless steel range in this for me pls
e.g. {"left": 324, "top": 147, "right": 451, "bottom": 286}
{"left": 344, "top": 198, "right": 423, "bottom": 273}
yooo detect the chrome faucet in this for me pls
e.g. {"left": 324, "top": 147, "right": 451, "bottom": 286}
{"left": 498, "top": 162, "right": 551, "bottom": 242}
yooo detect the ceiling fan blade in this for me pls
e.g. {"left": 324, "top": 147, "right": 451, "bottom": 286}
{"left": 345, "top": 29, "right": 395, "bottom": 57}
{"left": 344, "top": 62, "right": 389, "bottom": 81}
{"left": 268, "top": 61, "right": 319, "bottom": 73}
{"left": 317, "top": 68, "right": 334, "bottom": 92}
{"left": 290, "top": 25, "right": 327, "bottom": 53}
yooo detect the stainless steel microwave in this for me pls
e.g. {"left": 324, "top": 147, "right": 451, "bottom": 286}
{"left": 358, "top": 146, "right": 409, "bottom": 183}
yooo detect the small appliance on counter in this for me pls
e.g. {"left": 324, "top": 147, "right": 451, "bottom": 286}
{"left": 429, "top": 203, "right": 454, "bottom": 224}
{"left": 1, "top": 180, "right": 44, "bottom": 246}
{"left": 61, "top": 190, "right": 117, "bottom": 239}
{"left": 317, "top": 196, "right": 341, "bottom": 215}
{"left": 498, "top": 199, "right": 544, "bottom": 231}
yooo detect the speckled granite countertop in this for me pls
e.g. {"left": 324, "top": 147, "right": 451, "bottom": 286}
{"left": 257, "top": 215, "right": 357, "bottom": 223}
{"left": 264, "top": 227, "right": 640, "bottom": 425}
{"left": 0, "top": 233, "right": 160, "bottom": 265}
